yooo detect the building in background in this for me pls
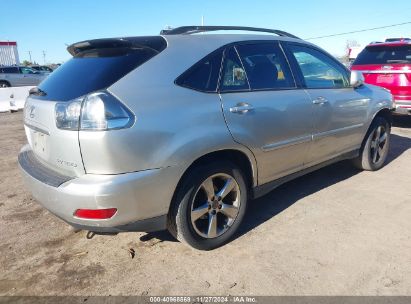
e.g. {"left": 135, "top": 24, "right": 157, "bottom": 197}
{"left": 0, "top": 41, "right": 20, "bottom": 66}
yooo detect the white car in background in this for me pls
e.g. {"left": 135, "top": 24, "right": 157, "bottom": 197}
{"left": 0, "top": 66, "right": 46, "bottom": 87}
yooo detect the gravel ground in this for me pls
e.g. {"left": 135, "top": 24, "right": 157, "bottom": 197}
{"left": 0, "top": 111, "right": 410, "bottom": 296}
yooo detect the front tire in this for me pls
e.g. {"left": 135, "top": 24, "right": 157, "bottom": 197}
{"left": 353, "top": 116, "right": 391, "bottom": 171}
{"left": 0, "top": 81, "right": 10, "bottom": 88}
{"left": 167, "top": 161, "right": 248, "bottom": 250}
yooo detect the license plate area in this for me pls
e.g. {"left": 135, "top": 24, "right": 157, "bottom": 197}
{"left": 31, "top": 130, "right": 49, "bottom": 159}
{"left": 376, "top": 74, "right": 395, "bottom": 84}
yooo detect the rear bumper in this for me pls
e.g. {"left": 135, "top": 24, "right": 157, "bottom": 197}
{"left": 18, "top": 145, "right": 181, "bottom": 232}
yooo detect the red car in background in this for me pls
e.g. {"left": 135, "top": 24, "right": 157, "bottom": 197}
{"left": 351, "top": 40, "right": 411, "bottom": 115}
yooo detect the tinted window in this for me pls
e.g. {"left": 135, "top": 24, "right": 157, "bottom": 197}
{"left": 37, "top": 46, "right": 164, "bottom": 101}
{"left": 20, "top": 67, "right": 37, "bottom": 74}
{"left": 220, "top": 47, "right": 249, "bottom": 92}
{"left": 354, "top": 45, "right": 411, "bottom": 65}
{"left": 289, "top": 45, "right": 349, "bottom": 89}
{"left": 236, "top": 43, "right": 295, "bottom": 90}
{"left": 176, "top": 50, "right": 223, "bottom": 92}
{"left": 385, "top": 38, "right": 411, "bottom": 43}
{"left": 1, "top": 67, "right": 18, "bottom": 73}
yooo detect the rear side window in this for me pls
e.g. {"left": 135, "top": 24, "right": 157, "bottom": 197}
{"left": 37, "top": 39, "right": 166, "bottom": 101}
{"left": 175, "top": 49, "right": 223, "bottom": 92}
{"left": 220, "top": 47, "right": 250, "bottom": 92}
{"left": 354, "top": 45, "right": 411, "bottom": 65}
{"left": 1, "top": 67, "right": 18, "bottom": 73}
{"left": 236, "top": 43, "right": 295, "bottom": 90}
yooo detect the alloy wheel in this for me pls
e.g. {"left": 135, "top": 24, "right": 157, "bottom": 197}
{"left": 190, "top": 173, "right": 241, "bottom": 239}
{"left": 370, "top": 125, "right": 388, "bottom": 164}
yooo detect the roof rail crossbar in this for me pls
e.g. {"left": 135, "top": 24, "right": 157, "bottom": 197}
{"left": 160, "top": 26, "right": 301, "bottom": 39}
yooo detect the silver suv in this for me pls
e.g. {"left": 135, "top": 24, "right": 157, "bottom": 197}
{"left": 0, "top": 66, "right": 46, "bottom": 87}
{"left": 19, "top": 26, "right": 393, "bottom": 250}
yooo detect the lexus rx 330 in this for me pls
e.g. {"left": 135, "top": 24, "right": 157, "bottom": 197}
{"left": 19, "top": 26, "right": 393, "bottom": 250}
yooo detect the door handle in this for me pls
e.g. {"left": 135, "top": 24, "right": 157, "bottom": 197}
{"left": 230, "top": 102, "right": 254, "bottom": 114}
{"left": 312, "top": 97, "right": 329, "bottom": 105}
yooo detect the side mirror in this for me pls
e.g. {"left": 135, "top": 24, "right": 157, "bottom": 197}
{"left": 350, "top": 71, "right": 365, "bottom": 88}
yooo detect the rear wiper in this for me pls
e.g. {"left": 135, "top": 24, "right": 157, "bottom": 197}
{"left": 29, "top": 87, "right": 47, "bottom": 96}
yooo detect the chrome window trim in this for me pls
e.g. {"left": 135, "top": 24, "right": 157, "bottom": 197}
{"left": 24, "top": 123, "right": 50, "bottom": 136}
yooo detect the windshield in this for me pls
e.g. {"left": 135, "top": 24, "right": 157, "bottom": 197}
{"left": 354, "top": 45, "right": 411, "bottom": 65}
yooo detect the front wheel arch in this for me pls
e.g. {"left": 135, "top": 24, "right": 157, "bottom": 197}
{"left": 373, "top": 108, "right": 392, "bottom": 125}
{"left": 353, "top": 115, "right": 391, "bottom": 171}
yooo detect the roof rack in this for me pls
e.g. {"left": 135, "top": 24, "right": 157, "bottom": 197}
{"left": 160, "top": 26, "right": 301, "bottom": 39}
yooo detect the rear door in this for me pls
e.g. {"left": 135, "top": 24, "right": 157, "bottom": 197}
{"left": 219, "top": 42, "right": 314, "bottom": 184}
{"left": 285, "top": 43, "right": 369, "bottom": 166}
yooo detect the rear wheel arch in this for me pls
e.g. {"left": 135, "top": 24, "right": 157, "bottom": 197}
{"left": 167, "top": 150, "right": 253, "bottom": 249}
{"left": 171, "top": 149, "right": 256, "bottom": 209}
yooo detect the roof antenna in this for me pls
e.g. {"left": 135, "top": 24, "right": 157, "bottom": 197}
{"left": 201, "top": 16, "right": 205, "bottom": 35}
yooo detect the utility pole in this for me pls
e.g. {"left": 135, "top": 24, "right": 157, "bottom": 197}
{"left": 42, "top": 50, "right": 46, "bottom": 65}
{"left": 28, "top": 51, "right": 32, "bottom": 63}
{"left": 201, "top": 16, "right": 204, "bottom": 26}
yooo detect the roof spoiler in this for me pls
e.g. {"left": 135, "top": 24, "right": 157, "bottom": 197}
{"left": 67, "top": 38, "right": 132, "bottom": 56}
{"left": 67, "top": 36, "right": 167, "bottom": 56}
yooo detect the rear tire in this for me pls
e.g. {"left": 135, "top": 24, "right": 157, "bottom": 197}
{"left": 353, "top": 116, "right": 390, "bottom": 171}
{"left": 0, "top": 81, "right": 10, "bottom": 88}
{"left": 167, "top": 161, "right": 248, "bottom": 250}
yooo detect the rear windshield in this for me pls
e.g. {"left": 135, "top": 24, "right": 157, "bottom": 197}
{"left": 354, "top": 45, "right": 411, "bottom": 65}
{"left": 37, "top": 39, "right": 166, "bottom": 101}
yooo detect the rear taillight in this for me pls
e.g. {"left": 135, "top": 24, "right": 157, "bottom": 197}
{"left": 74, "top": 208, "right": 117, "bottom": 219}
{"left": 55, "top": 91, "right": 135, "bottom": 131}
{"left": 55, "top": 98, "right": 82, "bottom": 130}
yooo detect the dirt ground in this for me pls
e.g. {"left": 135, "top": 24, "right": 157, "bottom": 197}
{"left": 0, "top": 111, "right": 410, "bottom": 296}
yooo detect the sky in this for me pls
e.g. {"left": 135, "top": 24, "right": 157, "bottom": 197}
{"left": 1, "top": 0, "right": 411, "bottom": 64}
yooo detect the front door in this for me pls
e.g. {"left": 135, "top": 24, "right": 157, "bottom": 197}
{"left": 19, "top": 67, "right": 40, "bottom": 86}
{"left": 285, "top": 43, "right": 369, "bottom": 166}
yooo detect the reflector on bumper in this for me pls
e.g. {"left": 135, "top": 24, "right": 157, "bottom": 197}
{"left": 74, "top": 208, "right": 117, "bottom": 220}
